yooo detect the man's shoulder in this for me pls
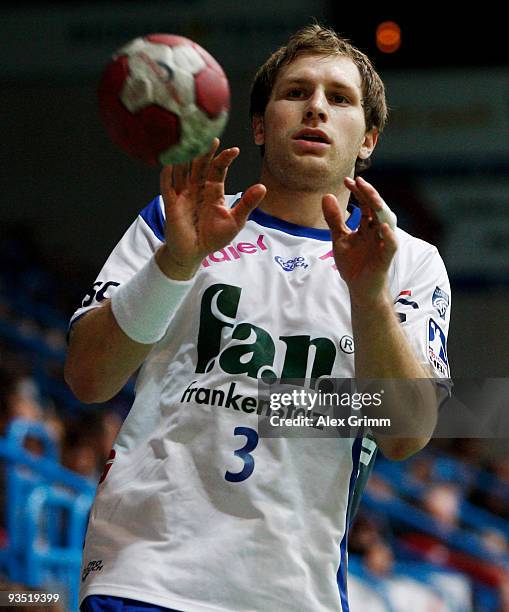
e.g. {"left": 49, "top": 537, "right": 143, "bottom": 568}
{"left": 392, "top": 227, "right": 447, "bottom": 278}
{"left": 394, "top": 227, "right": 439, "bottom": 256}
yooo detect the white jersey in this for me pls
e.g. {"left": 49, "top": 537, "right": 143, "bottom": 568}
{"left": 72, "top": 194, "right": 451, "bottom": 612}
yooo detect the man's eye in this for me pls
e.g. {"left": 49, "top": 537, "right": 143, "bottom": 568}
{"left": 332, "top": 94, "right": 349, "bottom": 104}
{"left": 288, "top": 89, "right": 304, "bottom": 98}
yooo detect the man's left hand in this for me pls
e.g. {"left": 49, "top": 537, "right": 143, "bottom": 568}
{"left": 322, "top": 176, "right": 398, "bottom": 306}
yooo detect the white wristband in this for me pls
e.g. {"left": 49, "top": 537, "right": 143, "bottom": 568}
{"left": 110, "top": 255, "right": 194, "bottom": 344}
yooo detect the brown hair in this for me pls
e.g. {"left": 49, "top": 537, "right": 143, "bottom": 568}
{"left": 249, "top": 23, "right": 388, "bottom": 174}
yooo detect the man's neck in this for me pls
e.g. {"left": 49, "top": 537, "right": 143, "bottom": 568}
{"left": 256, "top": 172, "right": 351, "bottom": 229}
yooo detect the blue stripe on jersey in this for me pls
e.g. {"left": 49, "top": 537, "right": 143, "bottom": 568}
{"left": 346, "top": 203, "right": 361, "bottom": 231}
{"left": 140, "top": 196, "right": 165, "bottom": 242}
{"left": 337, "top": 437, "right": 363, "bottom": 612}
{"left": 81, "top": 594, "right": 181, "bottom": 611}
{"left": 248, "top": 203, "right": 361, "bottom": 239}
{"left": 141, "top": 194, "right": 361, "bottom": 242}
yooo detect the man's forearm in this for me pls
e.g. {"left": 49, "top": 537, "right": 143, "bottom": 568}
{"left": 350, "top": 293, "right": 438, "bottom": 460}
{"left": 65, "top": 249, "right": 196, "bottom": 404}
{"left": 65, "top": 301, "right": 154, "bottom": 404}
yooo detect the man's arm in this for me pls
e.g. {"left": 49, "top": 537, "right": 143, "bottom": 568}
{"left": 65, "top": 140, "right": 266, "bottom": 404}
{"left": 65, "top": 248, "right": 194, "bottom": 403}
{"left": 323, "top": 176, "right": 438, "bottom": 461}
{"left": 350, "top": 296, "right": 437, "bottom": 460}
{"left": 65, "top": 300, "right": 152, "bottom": 403}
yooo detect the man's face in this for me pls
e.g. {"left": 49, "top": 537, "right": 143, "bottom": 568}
{"left": 253, "top": 53, "right": 377, "bottom": 192}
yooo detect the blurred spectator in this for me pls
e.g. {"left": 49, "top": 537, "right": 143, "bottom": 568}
{"left": 348, "top": 575, "right": 387, "bottom": 612}
{"left": 364, "top": 540, "right": 395, "bottom": 576}
{"left": 408, "top": 454, "right": 435, "bottom": 485}
{"left": 402, "top": 530, "right": 509, "bottom": 591}
{"left": 365, "top": 472, "right": 396, "bottom": 500}
{"left": 43, "top": 408, "right": 66, "bottom": 447}
{"left": 469, "top": 455, "right": 509, "bottom": 520}
{"left": 480, "top": 528, "right": 509, "bottom": 556}
{"left": 349, "top": 513, "right": 387, "bottom": 555}
{"left": 61, "top": 438, "right": 99, "bottom": 482}
{"left": 60, "top": 408, "right": 122, "bottom": 482}
{"left": 422, "top": 482, "right": 461, "bottom": 529}
{"left": 0, "top": 365, "right": 43, "bottom": 436}
{"left": 348, "top": 516, "right": 465, "bottom": 611}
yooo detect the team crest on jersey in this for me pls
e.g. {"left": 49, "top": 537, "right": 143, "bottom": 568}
{"left": 432, "top": 286, "right": 450, "bottom": 320}
{"left": 428, "top": 318, "right": 449, "bottom": 376}
{"left": 274, "top": 255, "right": 309, "bottom": 271}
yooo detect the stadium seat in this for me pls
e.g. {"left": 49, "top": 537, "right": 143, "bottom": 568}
{"left": 0, "top": 418, "right": 95, "bottom": 608}
{"left": 24, "top": 484, "right": 93, "bottom": 611}
{"left": 2, "top": 419, "right": 58, "bottom": 582}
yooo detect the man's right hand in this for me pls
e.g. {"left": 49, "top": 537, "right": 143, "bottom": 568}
{"left": 155, "top": 138, "right": 267, "bottom": 280}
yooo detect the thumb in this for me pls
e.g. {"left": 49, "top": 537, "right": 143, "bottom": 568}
{"left": 322, "top": 194, "right": 350, "bottom": 240}
{"left": 230, "top": 184, "right": 267, "bottom": 227}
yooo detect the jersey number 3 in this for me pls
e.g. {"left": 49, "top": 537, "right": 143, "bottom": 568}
{"left": 225, "top": 427, "right": 259, "bottom": 483}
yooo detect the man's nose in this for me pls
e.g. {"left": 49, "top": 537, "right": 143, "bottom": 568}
{"left": 304, "top": 90, "right": 328, "bottom": 122}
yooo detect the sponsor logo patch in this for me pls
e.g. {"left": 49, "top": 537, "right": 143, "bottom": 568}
{"left": 201, "top": 235, "right": 268, "bottom": 267}
{"left": 274, "top": 256, "right": 309, "bottom": 272}
{"left": 394, "top": 289, "right": 419, "bottom": 309}
{"left": 428, "top": 318, "right": 449, "bottom": 376}
{"left": 432, "top": 286, "right": 450, "bottom": 320}
{"left": 81, "top": 280, "right": 120, "bottom": 308}
{"left": 82, "top": 559, "right": 104, "bottom": 582}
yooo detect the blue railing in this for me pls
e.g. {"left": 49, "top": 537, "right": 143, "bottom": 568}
{"left": 0, "top": 419, "right": 95, "bottom": 611}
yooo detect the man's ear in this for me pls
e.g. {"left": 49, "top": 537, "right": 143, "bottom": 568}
{"left": 358, "top": 128, "right": 378, "bottom": 160}
{"left": 252, "top": 115, "right": 265, "bottom": 146}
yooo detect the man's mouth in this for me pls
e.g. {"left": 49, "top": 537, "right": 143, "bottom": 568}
{"left": 292, "top": 129, "right": 331, "bottom": 144}
{"left": 292, "top": 130, "right": 331, "bottom": 153}
{"left": 298, "top": 135, "right": 328, "bottom": 143}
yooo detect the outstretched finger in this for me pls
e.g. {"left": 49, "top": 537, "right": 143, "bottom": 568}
{"left": 160, "top": 164, "right": 177, "bottom": 208}
{"left": 344, "top": 177, "right": 376, "bottom": 233}
{"left": 376, "top": 222, "right": 398, "bottom": 266}
{"left": 230, "top": 184, "right": 267, "bottom": 227}
{"left": 347, "top": 177, "right": 397, "bottom": 232}
{"left": 208, "top": 147, "right": 240, "bottom": 184}
{"left": 190, "top": 137, "right": 220, "bottom": 185}
{"left": 349, "top": 177, "right": 383, "bottom": 209}
{"left": 322, "top": 194, "right": 350, "bottom": 241}
{"left": 173, "top": 162, "right": 191, "bottom": 195}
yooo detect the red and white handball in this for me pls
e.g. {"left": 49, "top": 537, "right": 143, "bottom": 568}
{"left": 98, "top": 34, "right": 230, "bottom": 165}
